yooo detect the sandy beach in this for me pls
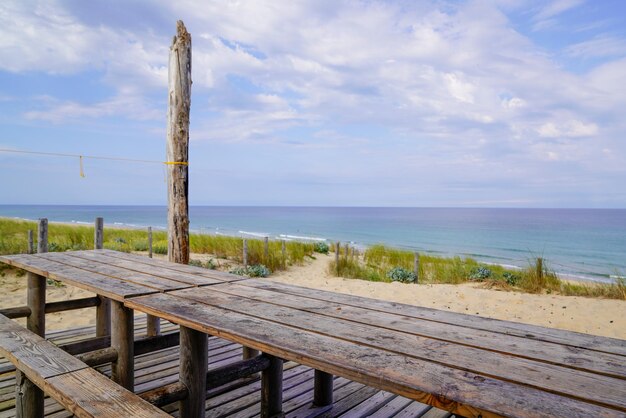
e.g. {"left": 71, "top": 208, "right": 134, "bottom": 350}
{"left": 0, "top": 252, "right": 623, "bottom": 338}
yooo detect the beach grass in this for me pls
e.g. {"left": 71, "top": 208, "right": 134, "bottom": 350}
{"left": 0, "top": 218, "right": 314, "bottom": 273}
{"left": 330, "top": 244, "right": 625, "bottom": 300}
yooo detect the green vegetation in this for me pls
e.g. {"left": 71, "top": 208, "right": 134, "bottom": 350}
{"left": 329, "top": 244, "right": 625, "bottom": 300}
{"left": 230, "top": 264, "right": 271, "bottom": 278}
{"left": 0, "top": 218, "right": 315, "bottom": 274}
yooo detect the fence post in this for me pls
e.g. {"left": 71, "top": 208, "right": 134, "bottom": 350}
{"left": 281, "top": 240, "right": 286, "bottom": 268}
{"left": 148, "top": 226, "right": 153, "bottom": 258}
{"left": 19, "top": 218, "right": 47, "bottom": 417}
{"left": 335, "top": 241, "right": 340, "bottom": 273}
{"left": 344, "top": 243, "right": 349, "bottom": 260}
{"left": 264, "top": 236, "right": 269, "bottom": 263}
{"left": 243, "top": 239, "right": 248, "bottom": 268}
{"left": 414, "top": 252, "right": 420, "bottom": 284}
{"left": 536, "top": 257, "right": 544, "bottom": 285}
{"left": 94, "top": 218, "right": 111, "bottom": 338}
{"left": 27, "top": 230, "right": 34, "bottom": 254}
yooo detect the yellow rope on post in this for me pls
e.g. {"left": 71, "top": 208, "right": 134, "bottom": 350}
{"left": 163, "top": 161, "right": 189, "bottom": 165}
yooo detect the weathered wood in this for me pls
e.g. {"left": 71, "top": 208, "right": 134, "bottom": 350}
{"left": 243, "top": 346, "right": 260, "bottom": 361}
{"left": 75, "top": 346, "right": 118, "bottom": 367}
{"left": 166, "top": 20, "right": 191, "bottom": 266}
{"left": 140, "top": 381, "right": 188, "bottom": 407}
{"left": 45, "top": 296, "right": 100, "bottom": 313}
{"left": 207, "top": 354, "right": 270, "bottom": 389}
{"left": 94, "top": 217, "right": 111, "bottom": 339}
{"left": 148, "top": 226, "right": 153, "bottom": 258}
{"left": 15, "top": 370, "right": 42, "bottom": 418}
{"left": 44, "top": 367, "right": 170, "bottom": 417}
{"left": 243, "top": 239, "right": 248, "bottom": 267}
{"left": 226, "top": 282, "right": 624, "bottom": 379}
{"left": 281, "top": 240, "right": 286, "bottom": 268}
{"left": 111, "top": 300, "right": 134, "bottom": 391}
{"left": 179, "top": 325, "right": 207, "bottom": 418}
{"left": 135, "top": 331, "right": 180, "bottom": 356}
{"left": 60, "top": 336, "right": 111, "bottom": 356}
{"left": 241, "top": 279, "right": 626, "bottom": 356}
{"left": 178, "top": 286, "right": 626, "bottom": 409}
{"left": 335, "top": 241, "right": 340, "bottom": 270}
{"left": 261, "top": 354, "right": 283, "bottom": 418}
{"left": 27, "top": 230, "right": 33, "bottom": 254}
{"left": 126, "top": 291, "right": 625, "bottom": 418}
{"left": 414, "top": 252, "right": 420, "bottom": 283}
{"left": 264, "top": 236, "right": 269, "bottom": 262}
{"left": 0, "top": 306, "right": 31, "bottom": 319}
{"left": 314, "top": 370, "right": 333, "bottom": 406}
{"left": 0, "top": 254, "right": 160, "bottom": 301}
{"left": 146, "top": 315, "right": 161, "bottom": 337}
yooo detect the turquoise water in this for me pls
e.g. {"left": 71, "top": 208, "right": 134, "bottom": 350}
{"left": 0, "top": 205, "right": 624, "bottom": 283}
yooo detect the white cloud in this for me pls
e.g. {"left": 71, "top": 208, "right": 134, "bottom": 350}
{"left": 566, "top": 35, "right": 626, "bottom": 59}
{"left": 537, "top": 120, "right": 599, "bottom": 138}
{"left": 531, "top": 0, "right": 585, "bottom": 31}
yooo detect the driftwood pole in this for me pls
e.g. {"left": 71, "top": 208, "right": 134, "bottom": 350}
{"left": 414, "top": 252, "right": 420, "bottom": 283}
{"left": 166, "top": 20, "right": 191, "bottom": 265}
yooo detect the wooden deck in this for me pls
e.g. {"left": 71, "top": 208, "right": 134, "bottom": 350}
{"left": 0, "top": 317, "right": 453, "bottom": 418}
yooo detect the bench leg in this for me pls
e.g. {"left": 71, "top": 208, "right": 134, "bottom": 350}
{"left": 96, "top": 296, "right": 111, "bottom": 337}
{"left": 16, "top": 371, "right": 43, "bottom": 418}
{"left": 179, "top": 326, "right": 208, "bottom": 418}
{"left": 242, "top": 346, "right": 260, "bottom": 360}
{"left": 261, "top": 354, "right": 283, "bottom": 418}
{"left": 313, "top": 370, "right": 333, "bottom": 406}
{"left": 111, "top": 301, "right": 134, "bottom": 391}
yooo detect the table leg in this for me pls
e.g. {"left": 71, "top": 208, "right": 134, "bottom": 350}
{"left": 18, "top": 271, "right": 46, "bottom": 418}
{"left": 146, "top": 314, "right": 161, "bottom": 337}
{"left": 96, "top": 296, "right": 111, "bottom": 337}
{"left": 261, "top": 354, "right": 283, "bottom": 418}
{"left": 179, "top": 326, "right": 208, "bottom": 418}
{"left": 313, "top": 370, "right": 333, "bottom": 406}
{"left": 242, "top": 346, "right": 260, "bottom": 360}
{"left": 111, "top": 301, "right": 134, "bottom": 390}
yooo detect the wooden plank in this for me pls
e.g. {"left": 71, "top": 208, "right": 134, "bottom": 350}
{"left": 242, "top": 279, "right": 626, "bottom": 356}
{"left": 0, "top": 254, "right": 158, "bottom": 301}
{"left": 37, "top": 252, "right": 195, "bottom": 291}
{"left": 211, "top": 282, "right": 626, "bottom": 379}
{"left": 0, "top": 316, "right": 87, "bottom": 387}
{"left": 335, "top": 390, "right": 396, "bottom": 417}
{"left": 167, "top": 287, "right": 626, "bottom": 412}
{"left": 44, "top": 368, "right": 170, "bottom": 418}
{"left": 96, "top": 249, "right": 244, "bottom": 282}
{"left": 67, "top": 251, "right": 222, "bottom": 287}
{"left": 126, "top": 292, "right": 623, "bottom": 418}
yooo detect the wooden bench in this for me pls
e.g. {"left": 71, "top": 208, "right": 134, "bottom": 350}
{"left": 0, "top": 314, "right": 170, "bottom": 418}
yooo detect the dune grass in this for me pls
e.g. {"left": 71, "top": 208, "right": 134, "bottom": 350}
{"left": 329, "top": 244, "right": 625, "bottom": 300}
{"left": 0, "top": 218, "right": 315, "bottom": 273}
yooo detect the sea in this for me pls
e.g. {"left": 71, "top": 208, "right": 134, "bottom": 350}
{"left": 0, "top": 205, "right": 624, "bottom": 284}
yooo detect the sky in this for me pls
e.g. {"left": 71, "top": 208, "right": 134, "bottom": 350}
{"left": 0, "top": 0, "right": 625, "bottom": 208}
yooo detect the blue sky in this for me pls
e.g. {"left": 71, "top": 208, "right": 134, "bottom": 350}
{"left": 1, "top": 0, "right": 625, "bottom": 207}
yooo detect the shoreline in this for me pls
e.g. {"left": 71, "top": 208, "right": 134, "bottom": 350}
{"left": 2, "top": 215, "right": 618, "bottom": 285}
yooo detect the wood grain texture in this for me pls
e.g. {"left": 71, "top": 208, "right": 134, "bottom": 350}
{"left": 242, "top": 279, "right": 626, "bottom": 356}
{"left": 213, "top": 282, "right": 625, "bottom": 379}
{"left": 261, "top": 354, "right": 283, "bottom": 418}
{"left": 126, "top": 292, "right": 623, "bottom": 418}
{"left": 111, "top": 300, "right": 134, "bottom": 391}
{"left": 167, "top": 287, "right": 626, "bottom": 412}
{"left": 179, "top": 325, "right": 207, "bottom": 418}
{"left": 96, "top": 248, "right": 244, "bottom": 282}
{"left": 0, "top": 254, "right": 158, "bottom": 301}
{"left": 44, "top": 368, "right": 170, "bottom": 417}
{"left": 167, "top": 20, "right": 191, "bottom": 266}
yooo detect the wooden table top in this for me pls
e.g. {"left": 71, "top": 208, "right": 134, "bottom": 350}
{"left": 2, "top": 250, "right": 625, "bottom": 417}
{"left": 0, "top": 249, "right": 244, "bottom": 302}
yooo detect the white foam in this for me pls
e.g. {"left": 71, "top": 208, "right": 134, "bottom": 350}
{"left": 239, "top": 230, "right": 269, "bottom": 238}
{"left": 279, "top": 234, "right": 326, "bottom": 242}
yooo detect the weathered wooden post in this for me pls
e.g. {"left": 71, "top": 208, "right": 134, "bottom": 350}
{"left": 281, "top": 240, "right": 286, "bottom": 268}
{"left": 261, "top": 355, "right": 284, "bottom": 418}
{"left": 264, "top": 236, "right": 269, "bottom": 263}
{"left": 344, "top": 243, "right": 349, "bottom": 260}
{"left": 414, "top": 252, "right": 420, "bottom": 284}
{"left": 536, "top": 257, "right": 544, "bottom": 286}
{"left": 314, "top": 370, "right": 333, "bottom": 407}
{"left": 27, "top": 230, "right": 33, "bottom": 254}
{"left": 335, "top": 241, "right": 340, "bottom": 264}
{"left": 148, "top": 226, "right": 153, "bottom": 258}
{"left": 18, "top": 218, "right": 47, "bottom": 417}
{"left": 94, "top": 218, "right": 111, "bottom": 338}
{"left": 166, "top": 20, "right": 205, "bottom": 417}
{"left": 111, "top": 300, "right": 134, "bottom": 390}
{"left": 243, "top": 239, "right": 248, "bottom": 268}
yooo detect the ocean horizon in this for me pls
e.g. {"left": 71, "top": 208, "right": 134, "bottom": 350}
{"left": 0, "top": 204, "right": 624, "bottom": 284}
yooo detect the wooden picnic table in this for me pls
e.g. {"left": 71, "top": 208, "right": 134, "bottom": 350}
{"left": 1, "top": 249, "right": 625, "bottom": 418}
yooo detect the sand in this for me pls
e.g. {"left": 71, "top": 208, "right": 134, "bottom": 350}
{"left": 1, "top": 252, "right": 624, "bottom": 339}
